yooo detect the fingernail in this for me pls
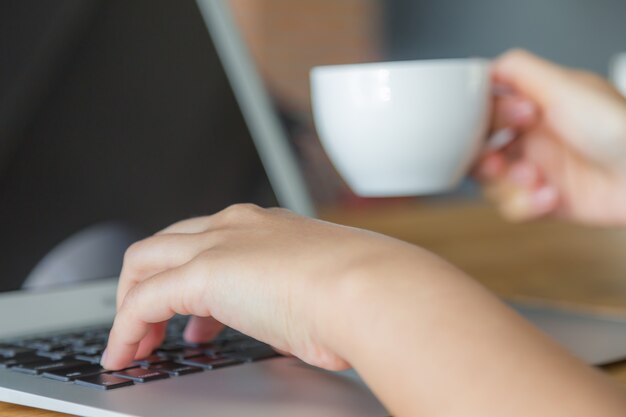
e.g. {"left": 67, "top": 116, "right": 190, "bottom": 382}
{"left": 485, "top": 127, "right": 516, "bottom": 152}
{"left": 100, "top": 348, "right": 108, "bottom": 367}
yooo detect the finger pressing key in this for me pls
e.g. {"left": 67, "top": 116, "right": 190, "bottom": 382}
{"left": 103, "top": 263, "right": 206, "bottom": 370}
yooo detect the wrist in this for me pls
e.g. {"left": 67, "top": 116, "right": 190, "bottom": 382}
{"left": 313, "top": 244, "right": 468, "bottom": 367}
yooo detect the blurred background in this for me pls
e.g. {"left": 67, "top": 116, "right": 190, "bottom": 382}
{"left": 1, "top": 0, "right": 625, "bottom": 292}
{"left": 229, "top": 0, "right": 626, "bottom": 204}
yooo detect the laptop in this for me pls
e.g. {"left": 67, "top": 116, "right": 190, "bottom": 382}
{"left": 1, "top": 1, "right": 626, "bottom": 416}
{"left": 0, "top": 1, "right": 384, "bottom": 416}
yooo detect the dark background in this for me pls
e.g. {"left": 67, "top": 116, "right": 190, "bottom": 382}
{"left": 0, "top": 0, "right": 275, "bottom": 291}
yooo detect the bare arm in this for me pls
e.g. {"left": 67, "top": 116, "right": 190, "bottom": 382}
{"left": 101, "top": 50, "right": 626, "bottom": 416}
{"left": 100, "top": 204, "right": 626, "bottom": 417}
{"left": 325, "top": 250, "right": 626, "bottom": 416}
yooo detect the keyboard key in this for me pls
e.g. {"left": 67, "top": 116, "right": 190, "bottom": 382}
{"left": 43, "top": 364, "right": 106, "bottom": 382}
{"left": 10, "top": 359, "right": 55, "bottom": 375}
{"left": 154, "top": 344, "right": 182, "bottom": 353}
{"left": 213, "top": 339, "right": 266, "bottom": 356}
{"left": 215, "top": 330, "right": 247, "bottom": 344}
{"left": 37, "top": 349, "right": 75, "bottom": 360}
{"left": 2, "top": 324, "right": 278, "bottom": 392}
{"left": 157, "top": 348, "right": 204, "bottom": 361}
{"left": 0, "top": 345, "right": 35, "bottom": 358}
{"left": 112, "top": 368, "right": 169, "bottom": 383}
{"left": 224, "top": 345, "right": 278, "bottom": 362}
{"left": 200, "top": 343, "right": 231, "bottom": 356}
{"left": 28, "top": 341, "right": 68, "bottom": 351}
{"left": 145, "top": 362, "right": 203, "bottom": 376}
{"left": 133, "top": 354, "right": 168, "bottom": 366}
{"left": 11, "top": 338, "right": 48, "bottom": 347}
{"left": 12, "top": 359, "right": 89, "bottom": 375}
{"left": 71, "top": 338, "right": 103, "bottom": 347}
{"left": 75, "top": 373, "right": 134, "bottom": 390}
{"left": 74, "top": 354, "right": 102, "bottom": 364}
{"left": 50, "top": 332, "right": 83, "bottom": 341}
{"left": 0, "top": 354, "right": 42, "bottom": 369}
{"left": 196, "top": 337, "right": 261, "bottom": 355}
{"left": 177, "top": 340, "right": 216, "bottom": 349}
{"left": 73, "top": 344, "right": 105, "bottom": 355}
{"left": 83, "top": 328, "right": 109, "bottom": 339}
{"left": 65, "top": 335, "right": 96, "bottom": 348}
{"left": 178, "top": 355, "right": 242, "bottom": 370}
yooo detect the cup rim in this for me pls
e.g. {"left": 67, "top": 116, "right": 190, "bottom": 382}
{"left": 310, "top": 57, "right": 491, "bottom": 77}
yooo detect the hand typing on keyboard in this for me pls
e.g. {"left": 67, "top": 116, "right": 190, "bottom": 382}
{"left": 101, "top": 50, "right": 626, "bottom": 417}
{"left": 2, "top": 318, "right": 277, "bottom": 390}
{"left": 102, "top": 204, "right": 447, "bottom": 372}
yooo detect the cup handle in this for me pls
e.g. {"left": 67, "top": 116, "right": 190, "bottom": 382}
{"left": 481, "top": 84, "right": 518, "bottom": 155}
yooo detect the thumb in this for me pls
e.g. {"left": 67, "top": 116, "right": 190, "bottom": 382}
{"left": 493, "top": 49, "right": 626, "bottom": 170}
{"left": 492, "top": 49, "right": 573, "bottom": 108}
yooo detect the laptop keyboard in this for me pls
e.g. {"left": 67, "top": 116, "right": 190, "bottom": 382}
{"left": 0, "top": 317, "right": 278, "bottom": 390}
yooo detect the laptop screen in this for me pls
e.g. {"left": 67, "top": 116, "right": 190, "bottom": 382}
{"left": 0, "top": 1, "right": 277, "bottom": 293}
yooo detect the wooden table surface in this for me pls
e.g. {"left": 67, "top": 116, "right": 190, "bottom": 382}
{"left": 4, "top": 201, "right": 626, "bottom": 416}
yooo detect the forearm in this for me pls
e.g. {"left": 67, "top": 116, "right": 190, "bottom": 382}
{"left": 322, "top": 247, "right": 626, "bottom": 417}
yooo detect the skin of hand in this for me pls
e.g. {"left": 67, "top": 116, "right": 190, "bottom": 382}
{"left": 103, "top": 203, "right": 445, "bottom": 371}
{"left": 478, "top": 49, "right": 626, "bottom": 225}
{"left": 102, "top": 204, "right": 626, "bottom": 417}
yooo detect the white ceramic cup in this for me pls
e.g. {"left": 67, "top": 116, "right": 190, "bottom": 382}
{"left": 310, "top": 58, "right": 491, "bottom": 197}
